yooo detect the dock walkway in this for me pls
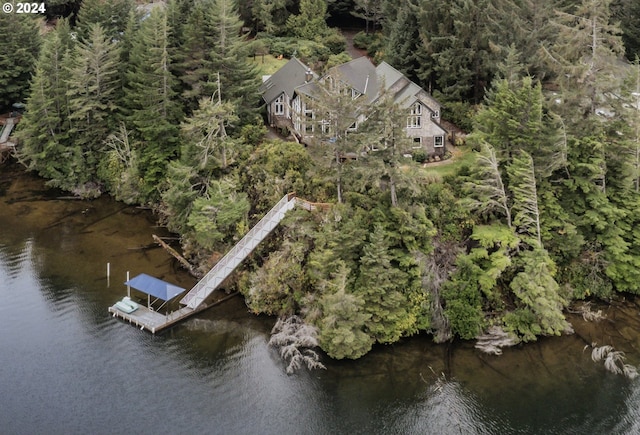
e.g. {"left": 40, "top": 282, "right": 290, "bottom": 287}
{"left": 110, "top": 193, "right": 328, "bottom": 333}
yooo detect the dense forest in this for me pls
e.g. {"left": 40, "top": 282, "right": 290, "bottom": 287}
{"left": 3, "top": 0, "right": 640, "bottom": 368}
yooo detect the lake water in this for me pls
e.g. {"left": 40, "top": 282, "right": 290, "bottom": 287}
{"left": 1, "top": 164, "right": 640, "bottom": 435}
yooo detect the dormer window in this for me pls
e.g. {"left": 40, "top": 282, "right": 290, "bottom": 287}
{"left": 407, "top": 102, "right": 422, "bottom": 128}
{"left": 431, "top": 110, "right": 439, "bottom": 119}
{"left": 352, "top": 89, "right": 361, "bottom": 99}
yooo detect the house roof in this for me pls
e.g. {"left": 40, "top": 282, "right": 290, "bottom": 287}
{"left": 294, "top": 81, "right": 320, "bottom": 98}
{"left": 124, "top": 273, "right": 185, "bottom": 301}
{"left": 271, "top": 58, "right": 446, "bottom": 133}
{"left": 330, "top": 57, "right": 379, "bottom": 102}
{"left": 375, "top": 61, "right": 442, "bottom": 111}
{"left": 259, "top": 57, "right": 316, "bottom": 104}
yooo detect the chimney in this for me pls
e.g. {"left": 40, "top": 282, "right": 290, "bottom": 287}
{"left": 305, "top": 69, "right": 313, "bottom": 83}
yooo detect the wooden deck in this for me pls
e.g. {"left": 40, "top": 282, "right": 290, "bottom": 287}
{"left": 108, "top": 304, "right": 207, "bottom": 333}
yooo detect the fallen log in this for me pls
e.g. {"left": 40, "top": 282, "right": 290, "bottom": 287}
{"left": 152, "top": 234, "right": 201, "bottom": 278}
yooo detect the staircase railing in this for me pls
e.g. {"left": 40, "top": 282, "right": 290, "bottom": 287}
{"left": 180, "top": 193, "right": 297, "bottom": 309}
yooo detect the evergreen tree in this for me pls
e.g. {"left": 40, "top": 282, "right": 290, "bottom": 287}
{"left": 318, "top": 263, "right": 374, "bottom": 360}
{"left": 16, "top": 22, "right": 74, "bottom": 186}
{"left": 124, "top": 7, "right": 182, "bottom": 200}
{"left": 485, "top": 0, "right": 557, "bottom": 80}
{"left": 462, "top": 142, "right": 512, "bottom": 227}
{"left": 252, "top": 0, "right": 289, "bottom": 34}
{"left": 443, "top": 224, "right": 519, "bottom": 339}
{"left": 507, "top": 151, "right": 542, "bottom": 247}
{"left": 161, "top": 95, "right": 241, "bottom": 235}
{"left": 432, "top": 0, "right": 494, "bottom": 103}
{"left": 613, "top": 0, "right": 640, "bottom": 60}
{"left": 99, "top": 123, "right": 143, "bottom": 203}
{"left": 473, "top": 77, "right": 553, "bottom": 169}
{"left": 357, "top": 90, "right": 415, "bottom": 207}
{"left": 66, "top": 23, "right": 120, "bottom": 190}
{"left": 413, "top": 0, "right": 455, "bottom": 92}
{"left": 305, "top": 73, "right": 368, "bottom": 204}
{"left": 180, "top": 96, "right": 240, "bottom": 171}
{"left": 355, "top": 224, "right": 409, "bottom": 343}
{"left": 0, "top": 14, "right": 40, "bottom": 109}
{"left": 383, "top": 0, "right": 422, "bottom": 84}
{"left": 352, "top": 0, "right": 384, "bottom": 34}
{"left": 179, "top": 0, "right": 220, "bottom": 106}
{"left": 210, "top": 0, "right": 261, "bottom": 117}
{"left": 75, "top": 0, "right": 134, "bottom": 42}
{"left": 616, "top": 59, "right": 640, "bottom": 193}
{"left": 286, "top": 0, "right": 331, "bottom": 40}
{"left": 544, "top": 0, "right": 624, "bottom": 122}
{"left": 185, "top": 177, "right": 250, "bottom": 250}
{"left": 474, "top": 74, "right": 572, "bottom": 180}
{"left": 506, "top": 248, "right": 569, "bottom": 341}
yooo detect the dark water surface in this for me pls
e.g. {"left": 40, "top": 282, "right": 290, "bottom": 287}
{"left": 1, "top": 164, "right": 640, "bottom": 435}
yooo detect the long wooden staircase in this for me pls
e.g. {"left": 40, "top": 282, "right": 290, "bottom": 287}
{"left": 180, "top": 193, "right": 298, "bottom": 309}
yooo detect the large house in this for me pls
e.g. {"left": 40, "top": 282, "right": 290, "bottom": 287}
{"left": 260, "top": 57, "right": 448, "bottom": 156}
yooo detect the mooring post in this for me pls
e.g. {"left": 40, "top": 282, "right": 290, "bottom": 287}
{"left": 126, "top": 271, "right": 130, "bottom": 298}
{"left": 107, "top": 262, "right": 110, "bottom": 287}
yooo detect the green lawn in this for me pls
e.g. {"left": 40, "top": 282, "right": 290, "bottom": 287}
{"left": 417, "top": 146, "right": 476, "bottom": 179}
{"left": 249, "top": 55, "right": 288, "bottom": 76}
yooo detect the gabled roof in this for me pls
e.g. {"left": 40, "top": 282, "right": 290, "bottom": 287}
{"left": 375, "top": 61, "right": 442, "bottom": 111}
{"left": 329, "top": 57, "right": 379, "bottom": 102}
{"left": 259, "top": 57, "right": 316, "bottom": 104}
{"left": 294, "top": 81, "right": 320, "bottom": 98}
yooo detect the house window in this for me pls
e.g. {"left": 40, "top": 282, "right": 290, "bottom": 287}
{"left": 347, "top": 121, "right": 358, "bottom": 131}
{"left": 407, "top": 103, "right": 422, "bottom": 128}
{"left": 431, "top": 110, "right": 439, "bottom": 119}
{"left": 321, "top": 120, "right": 332, "bottom": 135}
{"left": 274, "top": 94, "right": 285, "bottom": 115}
{"left": 412, "top": 137, "right": 422, "bottom": 149}
{"left": 305, "top": 109, "right": 314, "bottom": 133}
{"left": 352, "top": 89, "right": 361, "bottom": 100}
{"left": 434, "top": 135, "right": 444, "bottom": 148}
{"left": 292, "top": 97, "right": 301, "bottom": 132}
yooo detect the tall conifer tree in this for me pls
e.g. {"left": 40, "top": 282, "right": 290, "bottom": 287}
{"left": 125, "top": 7, "right": 182, "bottom": 200}
{"left": 0, "top": 14, "right": 40, "bottom": 109}
{"left": 17, "top": 22, "right": 74, "bottom": 187}
{"left": 66, "top": 23, "right": 120, "bottom": 189}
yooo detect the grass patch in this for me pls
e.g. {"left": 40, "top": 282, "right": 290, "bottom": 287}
{"left": 249, "top": 55, "right": 288, "bottom": 76}
{"left": 412, "top": 146, "right": 476, "bottom": 180}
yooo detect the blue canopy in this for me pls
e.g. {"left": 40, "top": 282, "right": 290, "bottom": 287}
{"left": 124, "top": 273, "right": 185, "bottom": 301}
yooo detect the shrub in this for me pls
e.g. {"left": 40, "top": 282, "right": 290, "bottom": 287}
{"left": 353, "top": 31, "right": 385, "bottom": 57}
{"left": 412, "top": 149, "right": 427, "bottom": 163}
{"left": 240, "top": 124, "right": 267, "bottom": 145}
{"left": 318, "top": 30, "right": 346, "bottom": 55}
{"left": 352, "top": 31, "right": 371, "bottom": 49}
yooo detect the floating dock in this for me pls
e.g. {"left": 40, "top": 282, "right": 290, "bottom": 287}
{"left": 108, "top": 305, "right": 204, "bottom": 333}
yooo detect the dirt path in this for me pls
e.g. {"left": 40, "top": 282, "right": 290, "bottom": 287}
{"left": 339, "top": 28, "right": 368, "bottom": 60}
